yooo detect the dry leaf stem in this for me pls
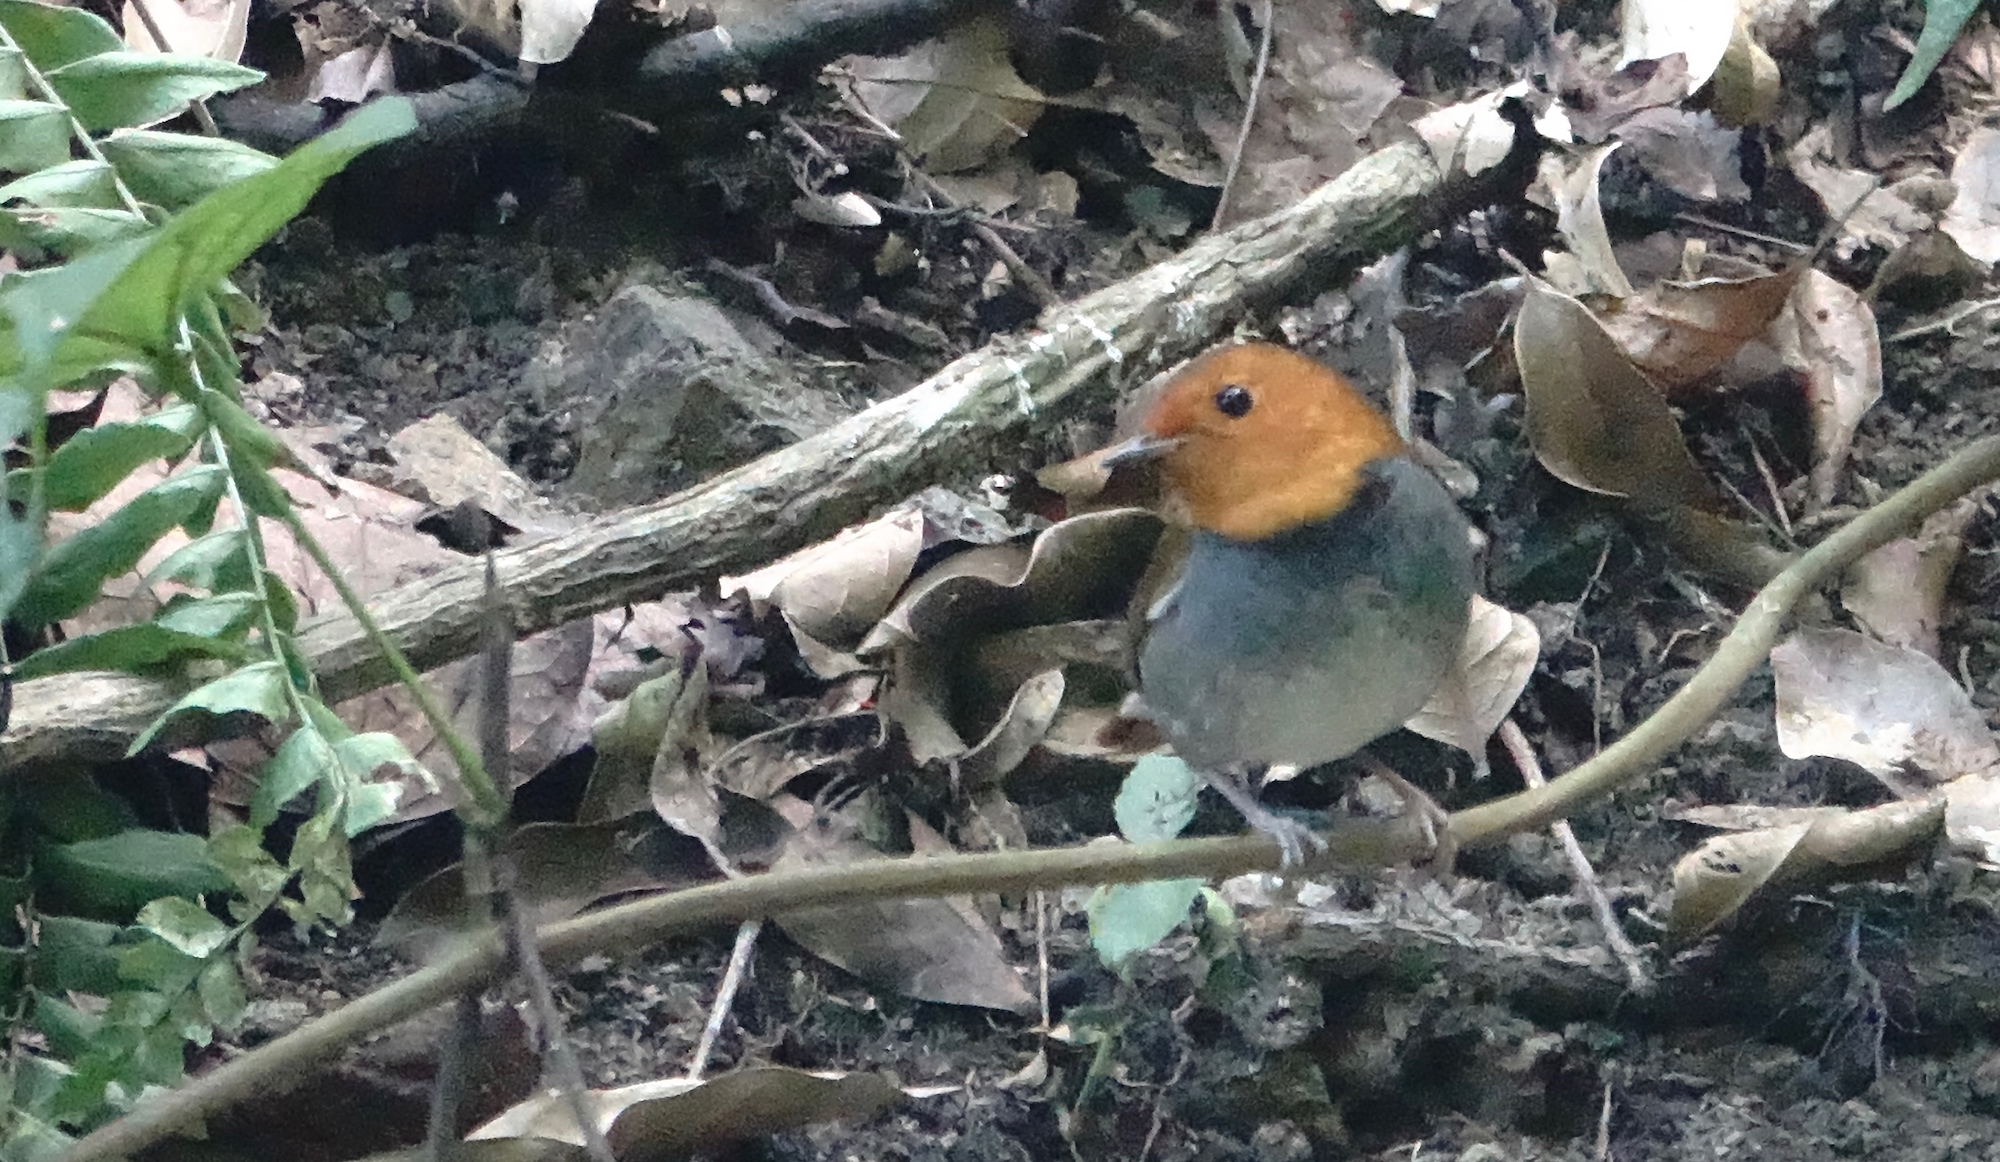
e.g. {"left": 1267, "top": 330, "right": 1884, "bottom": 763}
{"left": 53, "top": 429, "right": 2000, "bottom": 1162}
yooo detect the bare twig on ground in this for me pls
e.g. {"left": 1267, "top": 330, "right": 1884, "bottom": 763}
{"left": 1496, "top": 718, "right": 1651, "bottom": 994}
{"left": 1209, "top": 0, "right": 1275, "bottom": 230}
{"left": 690, "top": 920, "right": 763, "bottom": 1081}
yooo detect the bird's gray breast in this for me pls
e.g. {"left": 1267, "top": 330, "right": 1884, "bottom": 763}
{"left": 1137, "top": 456, "right": 1475, "bottom": 772}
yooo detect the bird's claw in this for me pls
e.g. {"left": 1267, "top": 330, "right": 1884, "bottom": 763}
{"left": 1202, "top": 770, "right": 1327, "bottom": 868}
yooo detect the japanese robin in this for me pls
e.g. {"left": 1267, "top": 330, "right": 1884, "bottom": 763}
{"left": 1104, "top": 342, "right": 1477, "bottom": 863}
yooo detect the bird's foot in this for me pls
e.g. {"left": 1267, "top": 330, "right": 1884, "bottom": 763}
{"left": 1202, "top": 770, "right": 1328, "bottom": 868}
{"left": 1356, "top": 752, "right": 1455, "bottom": 873}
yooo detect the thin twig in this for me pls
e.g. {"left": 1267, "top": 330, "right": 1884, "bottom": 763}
{"left": 1886, "top": 294, "right": 2000, "bottom": 343}
{"left": 123, "top": 0, "right": 221, "bottom": 135}
{"left": 1496, "top": 719, "right": 1651, "bottom": 994}
{"left": 1209, "top": 0, "right": 1275, "bottom": 231}
{"left": 689, "top": 920, "right": 762, "bottom": 1081}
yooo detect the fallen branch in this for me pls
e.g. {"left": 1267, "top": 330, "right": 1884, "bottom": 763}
{"left": 2, "top": 110, "right": 1532, "bottom": 774}
{"left": 53, "top": 428, "right": 2000, "bottom": 1162}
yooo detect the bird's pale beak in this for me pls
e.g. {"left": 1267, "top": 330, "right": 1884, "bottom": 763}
{"left": 1100, "top": 433, "right": 1181, "bottom": 468}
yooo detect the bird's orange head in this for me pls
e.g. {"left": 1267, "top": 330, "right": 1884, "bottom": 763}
{"left": 1115, "top": 343, "right": 1406, "bottom": 542}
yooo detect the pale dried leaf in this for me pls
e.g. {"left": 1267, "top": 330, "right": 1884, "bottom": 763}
{"left": 1404, "top": 596, "right": 1539, "bottom": 766}
{"left": 385, "top": 412, "right": 560, "bottom": 534}
{"left": 956, "top": 669, "right": 1065, "bottom": 789}
{"left": 519, "top": 0, "right": 600, "bottom": 63}
{"left": 1772, "top": 271, "right": 1881, "bottom": 505}
{"left": 1544, "top": 142, "right": 1635, "bottom": 298}
{"left": 1600, "top": 265, "right": 1799, "bottom": 391}
{"left": 305, "top": 40, "right": 397, "bottom": 104}
{"left": 470, "top": 1067, "right": 908, "bottom": 1156}
{"left": 1842, "top": 493, "right": 1987, "bottom": 658}
{"left": 845, "top": 16, "right": 1044, "bottom": 173}
{"left": 124, "top": 0, "right": 249, "bottom": 60}
{"left": 725, "top": 507, "right": 929, "bottom": 674}
{"left": 1943, "top": 127, "right": 2000, "bottom": 264}
{"left": 1771, "top": 629, "right": 2000, "bottom": 793}
{"left": 1667, "top": 797, "right": 1945, "bottom": 939}
{"left": 1619, "top": 0, "right": 1737, "bottom": 90}
{"left": 1614, "top": 107, "right": 1749, "bottom": 202}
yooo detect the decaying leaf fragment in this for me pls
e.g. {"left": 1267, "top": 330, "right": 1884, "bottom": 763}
{"left": 1667, "top": 797, "right": 1945, "bottom": 940}
{"left": 1842, "top": 492, "right": 1988, "bottom": 659}
{"left": 1404, "top": 595, "right": 1540, "bottom": 771}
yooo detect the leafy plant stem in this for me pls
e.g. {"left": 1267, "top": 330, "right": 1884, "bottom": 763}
{"left": 0, "top": 21, "right": 146, "bottom": 217}
{"left": 275, "top": 506, "right": 507, "bottom": 831}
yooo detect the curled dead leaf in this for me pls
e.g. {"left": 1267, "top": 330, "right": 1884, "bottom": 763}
{"left": 1404, "top": 596, "right": 1540, "bottom": 770}
{"left": 1842, "top": 491, "right": 1988, "bottom": 659}
{"left": 1668, "top": 797, "right": 1945, "bottom": 941}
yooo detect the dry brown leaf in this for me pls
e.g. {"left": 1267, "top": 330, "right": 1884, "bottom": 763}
{"left": 1599, "top": 265, "right": 1801, "bottom": 392}
{"left": 469, "top": 1067, "right": 917, "bottom": 1159}
{"left": 1771, "top": 629, "right": 2000, "bottom": 796}
{"left": 1516, "top": 276, "right": 1715, "bottom": 504}
{"left": 374, "top": 815, "right": 691, "bottom": 961}
{"left": 582, "top": 660, "right": 712, "bottom": 824}
{"left": 1768, "top": 270, "right": 1881, "bottom": 505}
{"left": 1403, "top": 596, "right": 1539, "bottom": 769}
{"left": 124, "top": 0, "right": 249, "bottom": 60}
{"left": 844, "top": 16, "right": 1045, "bottom": 174}
{"left": 1619, "top": 0, "right": 1737, "bottom": 90}
{"left": 1667, "top": 797, "right": 1945, "bottom": 940}
{"left": 955, "top": 669, "right": 1065, "bottom": 789}
{"left": 1842, "top": 492, "right": 1988, "bottom": 658}
{"left": 725, "top": 507, "right": 932, "bottom": 678}
{"left": 1612, "top": 107, "right": 1750, "bottom": 203}
{"left": 768, "top": 796, "right": 1035, "bottom": 1012}
{"left": 1542, "top": 143, "right": 1635, "bottom": 298}
{"left": 1943, "top": 127, "right": 2000, "bottom": 264}
{"left": 304, "top": 41, "right": 396, "bottom": 104}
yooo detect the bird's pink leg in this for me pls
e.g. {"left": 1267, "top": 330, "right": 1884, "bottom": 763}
{"left": 1354, "top": 752, "right": 1455, "bottom": 872}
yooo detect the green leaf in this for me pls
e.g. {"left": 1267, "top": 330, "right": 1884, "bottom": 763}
{"left": 251, "top": 720, "right": 333, "bottom": 827}
{"left": 0, "top": 99, "right": 69, "bottom": 172}
{"left": 0, "top": 46, "right": 25, "bottom": 100}
{"left": 1885, "top": 0, "right": 1981, "bottom": 111}
{"left": 0, "top": 159, "right": 121, "bottom": 208}
{"left": 207, "top": 824, "right": 287, "bottom": 902}
{"left": 38, "top": 829, "right": 231, "bottom": 917}
{"left": 44, "top": 53, "right": 263, "bottom": 132}
{"left": 32, "top": 401, "right": 201, "bottom": 510}
{"left": 0, "top": 0, "right": 124, "bottom": 70}
{"left": 10, "top": 462, "right": 225, "bottom": 626}
{"left": 65, "top": 97, "right": 415, "bottom": 361}
{"left": 99, "top": 130, "right": 276, "bottom": 209}
{"left": 128, "top": 658, "right": 290, "bottom": 754}
{"left": 8, "top": 622, "right": 248, "bottom": 678}
{"left": 5, "top": 204, "right": 152, "bottom": 257}
{"left": 30, "top": 991, "right": 101, "bottom": 1060}
{"left": 1113, "top": 754, "right": 1201, "bottom": 843}
{"left": 135, "top": 896, "right": 230, "bottom": 957}
{"left": 154, "top": 589, "right": 260, "bottom": 636}
{"left": 147, "top": 526, "right": 248, "bottom": 589}
{"left": 1087, "top": 878, "right": 1203, "bottom": 967}
{"left": 334, "top": 733, "right": 420, "bottom": 834}
{"left": 196, "top": 956, "right": 245, "bottom": 1028}
{"left": 28, "top": 915, "right": 122, "bottom": 994}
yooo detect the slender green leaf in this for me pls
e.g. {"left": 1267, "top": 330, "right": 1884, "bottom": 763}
{"left": 128, "top": 657, "right": 290, "bottom": 753}
{"left": 7, "top": 205, "right": 152, "bottom": 257}
{"left": 0, "top": 99, "right": 68, "bottom": 172}
{"left": 39, "top": 829, "right": 231, "bottom": 916}
{"left": 8, "top": 620, "right": 247, "bottom": 680}
{"left": 0, "top": 159, "right": 120, "bottom": 208}
{"left": 28, "top": 915, "right": 121, "bottom": 994}
{"left": 66, "top": 97, "right": 415, "bottom": 360}
{"left": 31, "top": 401, "right": 200, "bottom": 510}
{"left": 44, "top": 53, "right": 262, "bottom": 132}
{"left": 1885, "top": 0, "right": 1981, "bottom": 111}
{"left": 30, "top": 991, "right": 100, "bottom": 1061}
{"left": 0, "top": 0, "right": 124, "bottom": 71}
{"left": 147, "top": 526, "right": 248, "bottom": 589}
{"left": 10, "top": 462, "right": 225, "bottom": 626}
{"left": 99, "top": 130, "right": 275, "bottom": 209}
{"left": 251, "top": 720, "right": 333, "bottom": 827}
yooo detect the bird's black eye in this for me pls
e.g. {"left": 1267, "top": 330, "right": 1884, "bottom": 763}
{"left": 1214, "top": 384, "right": 1253, "bottom": 417}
